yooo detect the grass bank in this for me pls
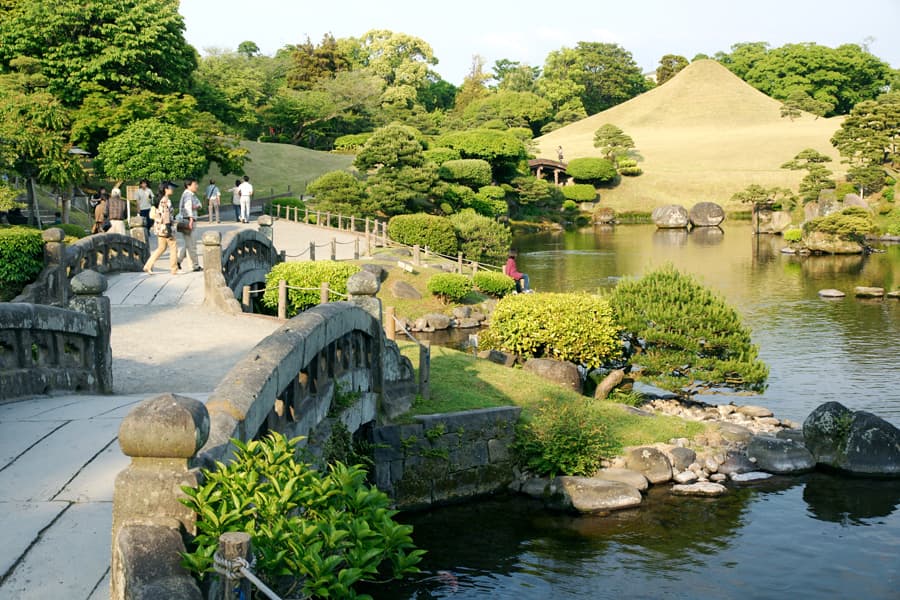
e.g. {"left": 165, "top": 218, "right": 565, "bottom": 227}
{"left": 398, "top": 342, "right": 705, "bottom": 448}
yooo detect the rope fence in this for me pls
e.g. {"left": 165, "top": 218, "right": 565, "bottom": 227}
{"left": 241, "top": 280, "right": 346, "bottom": 320}
{"left": 272, "top": 203, "right": 503, "bottom": 274}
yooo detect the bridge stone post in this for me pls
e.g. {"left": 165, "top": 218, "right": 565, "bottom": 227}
{"left": 111, "top": 393, "right": 208, "bottom": 600}
{"left": 68, "top": 269, "right": 113, "bottom": 393}
{"left": 257, "top": 214, "right": 274, "bottom": 243}
{"left": 202, "top": 231, "right": 242, "bottom": 314}
{"left": 347, "top": 270, "right": 382, "bottom": 323}
{"left": 41, "top": 227, "right": 69, "bottom": 306}
{"left": 128, "top": 215, "right": 148, "bottom": 245}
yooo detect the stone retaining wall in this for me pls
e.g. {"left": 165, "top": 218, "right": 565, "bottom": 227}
{"left": 372, "top": 406, "right": 521, "bottom": 509}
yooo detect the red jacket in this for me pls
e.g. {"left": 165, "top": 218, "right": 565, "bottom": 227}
{"left": 504, "top": 257, "right": 522, "bottom": 280}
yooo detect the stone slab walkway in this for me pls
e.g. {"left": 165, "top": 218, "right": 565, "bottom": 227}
{"left": 0, "top": 213, "right": 368, "bottom": 598}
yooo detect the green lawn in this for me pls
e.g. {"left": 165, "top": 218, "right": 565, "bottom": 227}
{"left": 398, "top": 342, "right": 704, "bottom": 448}
{"left": 202, "top": 141, "right": 355, "bottom": 196}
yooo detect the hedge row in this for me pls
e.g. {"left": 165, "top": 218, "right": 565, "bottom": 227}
{"left": 262, "top": 262, "right": 360, "bottom": 317}
{"left": 387, "top": 214, "right": 458, "bottom": 256}
{"left": 0, "top": 226, "right": 43, "bottom": 301}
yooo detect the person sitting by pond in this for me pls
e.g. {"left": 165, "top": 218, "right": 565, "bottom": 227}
{"left": 504, "top": 250, "right": 532, "bottom": 293}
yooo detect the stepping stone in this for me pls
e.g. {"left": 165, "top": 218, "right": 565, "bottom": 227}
{"left": 671, "top": 482, "right": 727, "bottom": 496}
{"left": 818, "top": 289, "right": 845, "bottom": 298}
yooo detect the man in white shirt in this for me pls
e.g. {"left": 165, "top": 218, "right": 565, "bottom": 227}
{"left": 238, "top": 175, "right": 253, "bottom": 223}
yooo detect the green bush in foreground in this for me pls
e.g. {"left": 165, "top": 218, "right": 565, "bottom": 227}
{"left": 181, "top": 433, "right": 423, "bottom": 599}
{"left": 480, "top": 292, "right": 621, "bottom": 369}
{"left": 426, "top": 272, "right": 473, "bottom": 303}
{"left": 387, "top": 213, "right": 457, "bottom": 256}
{"left": 449, "top": 209, "right": 511, "bottom": 264}
{"left": 515, "top": 399, "right": 620, "bottom": 477}
{"left": 608, "top": 265, "right": 768, "bottom": 390}
{"left": 262, "top": 262, "right": 359, "bottom": 317}
{"left": 0, "top": 226, "right": 43, "bottom": 301}
{"left": 473, "top": 271, "right": 515, "bottom": 297}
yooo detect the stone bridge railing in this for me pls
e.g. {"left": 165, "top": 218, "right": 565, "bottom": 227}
{"left": 0, "top": 269, "right": 112, "bottom": 401}
{"left": 14, "top": 219, "right": 149, "bottom": 306}
{"left": 111, "top": 276, "right": 417, "bottom": 599}
{"left": 203, "top": 216, "right": 281, "bottom": 314}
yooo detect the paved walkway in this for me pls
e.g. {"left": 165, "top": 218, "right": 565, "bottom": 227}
{"left": 0, "top": 213, "right": 369, "bottom": 598}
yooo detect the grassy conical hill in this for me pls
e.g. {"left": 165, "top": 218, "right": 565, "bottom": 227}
{"left": 537, "top": 60, "right": 845, "bottom": 212}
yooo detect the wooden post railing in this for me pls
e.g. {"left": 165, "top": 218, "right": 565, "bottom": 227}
{"left": 385, "top": 306, "right": 396, "bottom": 341}
{"left": 277, "top": 279, "right": 287, "bottom": 320}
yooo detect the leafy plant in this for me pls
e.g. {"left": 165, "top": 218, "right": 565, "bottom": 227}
{"left": 437, "top": 159, "right": 492, "bottom": 189}
{"left": 608, "top": 266, "right": 768, "bottom": 391}
{"left": 515, "top": 399, "right": 620, "bottom": 477}
{"left": 387, "top": 213, "right": 457, "bottom": 256}
{"left": 262, "top": 262, "right": 360, "bottom": 317}
{"left": 0, "top": 226, "right": 43, "bottom": 300}
{"left": 479, "top": 292, "right": 621, "bottom": 369}
{"left": 473, "top": 271, "right": 516, "bottom": 297}
{"left": 426, "top": 273, "right": 473, "bottom": 303}
{"left": 783, "top": 228, "right": 802, "bottom": 242}
{"left": 180, "top": 433, "right": 424, "bottom": 599}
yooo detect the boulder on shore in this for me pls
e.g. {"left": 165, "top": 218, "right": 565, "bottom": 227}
{"left": 652, "top": 205, "right": 689, "bottom": 229}
{"left": 592, "top": 467, "right": 649, "bottom": 492}
{"left": 689, "top": 202, "right": 725, "bottom": 227}
{"left": 803, "top": 231, "right": 864, "bottom": 254}
{"left": 523, "top": 358, "right": 582, "bottom": 393}
{"left": 752, "top": 209, "right": 792, "bottom": 234}
{"left": 624, "top": 447, "right": 673, "bottom": 484}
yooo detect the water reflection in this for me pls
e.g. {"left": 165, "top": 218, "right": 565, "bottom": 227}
{"left": 689, "top": 226, "right": 724, "bottom": 246}
{"left": 803, "top": 473, "right": 900, "bottom": 525}
{"left": 652, "top": 228, "right": 688, "bottom": 247}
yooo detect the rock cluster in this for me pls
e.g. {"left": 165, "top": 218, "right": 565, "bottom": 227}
{"left": 394, "top": 302, "right": 494, "bottom": 333}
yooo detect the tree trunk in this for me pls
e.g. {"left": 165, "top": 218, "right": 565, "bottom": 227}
{"left": 26, "top": 176, "right": 41, "bottom": 230}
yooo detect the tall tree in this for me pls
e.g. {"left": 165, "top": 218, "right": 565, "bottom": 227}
{"left": 831, "top": 91, "right": 900, "bottom": 193}
{"left": 96, "top": 118, "right": 207, "bottom": 181}
{"left": 781, "top": 148, "right": 835, "bottom": 203}
{"left": 0, "top": 66, "right": 82, "bottom": 226}
{"left": 492, "top": 59, "right": 540, "bottom": 92}
{"left": 286, "top": 34, "right": 351, "bottom": 90}
{"left": 656, "top": 54, "right": 688, "bottom": 85}
{"left": 593, "top": 123, "right": 636, "bottom": 164}
{"left": 454, "top": 55, "right": 491, "bottom": 113}
{"left": 0, "top": 0, "right": 197, "bottom": 106}
{"left": 461, "top": 90, "right": 552, "bottom": 133}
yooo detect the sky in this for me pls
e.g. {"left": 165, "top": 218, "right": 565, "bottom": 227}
{"left": 180, "top": 0, "right": 900, "bottom": 85}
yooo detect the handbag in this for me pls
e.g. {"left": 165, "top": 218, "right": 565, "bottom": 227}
{"left": 101, "top": 220, "right": 111, "bottom": 232}
{"left": 149, "top": 205, "right": 158, "bottom": 221}
{"left": 176, "top": 220, "right": 192, "bottom": 233}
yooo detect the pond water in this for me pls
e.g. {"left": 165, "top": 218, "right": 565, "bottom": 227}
{"left": 375, "top": 223, "right": 900, "bottom": 599}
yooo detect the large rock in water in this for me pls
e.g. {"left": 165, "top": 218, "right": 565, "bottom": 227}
{"left": 689, "top": 202, "right": 725, "bottom": 227}
{"left": 751, "top": 209, "right": 792, "bottom": 234}
{"left": 803, "top": 231, "right": 864, "bottom": 254}
{"left": 652, "top": 205, "right": 689, "bottom": 229}
{"left": 593, "top": 467, "right": 649, "bottom": 492}
{"left": 747, "top": 436, "right": 815, "bottom": 474}
{"left": 523, "top": 358, "right": 582, "bottom": 393}
{"left": 550, "top": 476, "right": 642, "bottom": 513}
{"left": 804, "top": 401, "right": 900, "bottom": 476}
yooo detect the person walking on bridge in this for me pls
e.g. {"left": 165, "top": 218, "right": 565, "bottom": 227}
{"left": 176, "top": 178, "right": 202, "bottom": 272}
{"left": 238, "top": 175, "right": 253, "bottom": 223}
{"left": 143, "top": 182, "right": 178, "bottom": 275}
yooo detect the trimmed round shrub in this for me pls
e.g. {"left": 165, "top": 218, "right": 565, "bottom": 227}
{"left": 449, "top": 209, "right": 512, "bottom": 264}
{"left": 783, "top": 228, "right": 802, "bottom": 242}
{"left": 608, "top": 265, "right": 768, "bottom": 390}
{"left": 0, "top": 226, "right": 44, "bottom": 301}
{"left": 475, "top": 186, "right": 509, "bottom": 217}
{"left": 619, "top": 166, "right": 643, "bottom": 176}
{"left": 473, "top": 271, "right": 515, "bottom": 297}
{"left": 617, "top": 158, "right": 638, "bottom": 168}
{"left": 387, "top": 214, "right": 457, "bottom": 256}
{"left": 306, "top": 170, "right": 366, "bottom": 214}
{"left": 479, "top": 292, "right": 621, "bottom": 369}
{"left": 423, "top": 147, "right": 461, "bottom": 166}
{"left": 438, "top": 159, "right": 492, "bottom": 189}
{"left": 562, "top": 200, "right": 578, "bottom": 212}
{"left": 515, "top": 399, "right": 620, "bottom": 477}
{"left": 565, "top": 157, "right": 617, "bottom": 183}
{"left": 426, "top": 273, "right": 473, "bottom": 303}
{"left": 562, "top": 184, "right": 598, "bottom": 202}
{"left": 262, "top": 262, "right": 360, "bottom": 317}
{"left": 507, "top": 127, "right": 533, "bottom": 142}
